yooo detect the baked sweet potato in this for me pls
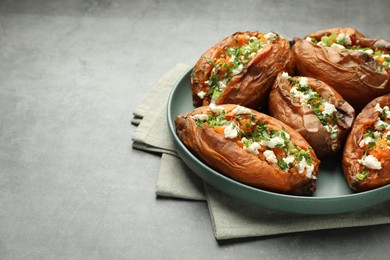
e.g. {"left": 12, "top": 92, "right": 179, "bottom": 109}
{"left": 190, "top": 31, "right": 292, "bottom": 110}
{"left": 175, "top": 104, "right": 320, "bottom": 195}
{"left": 269, "top": 72, "right": 355, "bottom": 158}
{"left": 291, "top": 27, "right": 390, "bottom": 111}
{"left": 343, "top": 94, "right": 390, "bottom": 192}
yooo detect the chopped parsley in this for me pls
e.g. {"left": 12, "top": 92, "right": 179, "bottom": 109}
{"left": 191, "top": 104, "right": 317, "bottom": 178}
{"left": 203, "top": 33, "right": 278, "bottom": 103}
{"left": 306, "top": 32, "right": 390, "bottom": 70}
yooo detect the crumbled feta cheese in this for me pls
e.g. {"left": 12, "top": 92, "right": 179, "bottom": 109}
{"left": 375, "top": 103, "right": 383, "bottom": 113}
{"left": 305, "top": 164, "right": 315, "bottom": 179}
{"left": 331, "top": 43, "right": 345, "bottom": 49}
{"left": 229, "top": 55, "right": 236, "bottom": 63}
{"left": 359, "top": 136, "right": 375, "bottom": 148}
{"left": 263, "top": 150, "right": 277, "bottom": 164}
{"left": 224, "top": 122, "right": 238, "bottom": 139}
{"left": 282, "top": 155, "right": 295, "bottom": 171}
{"left": 359, "top": 155, "right": 382, "bottom": 170}
{"left": 281, "top": 72, "right": 290, "bottom": 79}
{"left": 232, "top": 105, "right": 251, "bottom": 115}
{"left": 192, "top": 114, "right": 209, "bottom": 121}
{"left": 322, "top": 102, "right": 337, "bottom": 116}
{"left": 298, "top": 157, "right": 307, "bottom": 174}
{"left": 280, "top": 130, "right": 290, "bottom": 140}
{"left": 375, "top": 103, "right": 390, "bottom": 119}
{"left": 197, "top": 91, "right": 206, "bottom": 99}
{"left": 336, "top": 33, "right": 352, "bottom": 45}
{"left": 218, "top": 80, "right": 227, "bottom": 90}
{"left": 290, "top": 86, "right": 310, "bottom": 104}
{"left": 260, "top": 136, "right": 285, "bottom": 148}
{"left": 363, "top": 49, "right": 374, "bottom": 55}
{"left": 374, "top": 118, "right": 389, "bottom": 130}
{"left": 232, "top": 64, "right": 244, "bottom": 75}
{"left": 305, "top": 37, "right": 312, "bottom": 42}
{"left": 297, "top": 157, "right": 316, "bottom": 178}
{"left": 290, "top": 86, "right": 299, "bottom": 96}
{"left": 299, "top": 77, "right": 309, "bottom": 86}
{"left": 264, "top": 32, "right": 277, "bottom": 41}
{"left": 209, "top": 103, "right": 225, "bottom": 114}
{"left": 374, "top": 131, "right": 382, "bottom": 139}
{"left": 242, "top": 139, "right": 261, "bottom": 155}
{"left": 317, "top": 41, "right": 326, "bottom": 46}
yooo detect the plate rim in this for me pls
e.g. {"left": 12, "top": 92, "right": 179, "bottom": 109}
{"left": 166, "top": 66, "right": 390, "bottom": 214}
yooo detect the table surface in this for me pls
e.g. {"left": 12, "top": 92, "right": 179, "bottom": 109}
{"left": 1, "top": 0, "right": 390, "bottom": 259}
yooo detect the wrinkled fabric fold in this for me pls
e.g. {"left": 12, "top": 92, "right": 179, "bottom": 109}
{"left": 131, "top": 64, "right": 390, "bottom": 240}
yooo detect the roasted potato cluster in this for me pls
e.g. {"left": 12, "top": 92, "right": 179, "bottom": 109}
{"left": 175, "top": 28, "right": 390, "bottom": 195}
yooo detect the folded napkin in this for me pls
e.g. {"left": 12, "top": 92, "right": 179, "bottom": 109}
{"left": 131, "top": 64, "right": 390, "bottom": 240}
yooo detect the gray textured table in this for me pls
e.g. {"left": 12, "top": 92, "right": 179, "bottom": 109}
{"left": 1, "top": 0, "right": 390, "bottom": 259}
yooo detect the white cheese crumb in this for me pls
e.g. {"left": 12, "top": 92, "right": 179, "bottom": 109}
{"left": 282, "top": 155, "right": 295, "bottom": 171}
{"left": 260, "top": 136, "right": 285, "bottom": 149}
{"left": 374, "top": 118, "right": 389, "bottom": 131}
{"left": 375, "top": 103, "right": 390, "bottom": 119}
{"left": 305, "top": 37, "right": 312, "bottom": 42}
{"left": 299, "top": 77, "right": 309, "bottom": 86}
{"left": 297, "top": 157, "right": 316, "bottom": 179}
{"left": 218, "top": 80, "right": 227, "bottom": 90}
{"left": 322, "top": 102, "right": 337, "bottom": 116}
{"left": 264, "top": 32, "right": 277, "bottom": 41}
{"left": 363, "top": 49, "right": 374, "bottom": 55}
{"left": 192, "top": 114, "right": 209, "bottom": 121}
{"left": 197, "top": 91, "right": 206, "bottom": 99}
{"left": 232, "top": 64, "right": 244, "bottom": 75}
{"left": 359, "top": 136, "right": 375, "bottom": 148}
{"left": 242, "top": 138, "right": 261, "bottom": 155}
{"left": 375, "top": 103, "right": 383, "bottom": 113}
{"left": 336, "top": 33, "right": 352, "bottom": 45}
{"left": 224, "top": 122, "right": 238, "bottom": 139}
{"left": 263, "top": 150, "right": 277, "bottom": 164}
{"left": 232, "top": 105, "right": 251, "bottom": 115}
{"left": 331, "top": 43, "right": 345, "bottom": 49}
{"left": 374, "top": 131, "right": 382, "bottom": 139}
{"left": 359, "top": 155, "right": 382, "bottom": 170}
{"left": 305, "top": 164, "right": 315, "bottom": 179}
{"left": 209, "top": 103, "right": 225, "bottom": 114}
{"left": 281, "top": 72, "right": 290, "bottom": 79}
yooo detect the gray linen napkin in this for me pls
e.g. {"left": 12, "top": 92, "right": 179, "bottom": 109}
{"left": 131, "top": 64, "right": 390, "bottom": 240}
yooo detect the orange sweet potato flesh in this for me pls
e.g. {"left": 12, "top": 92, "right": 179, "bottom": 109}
{"left": 291, "top": 27, "right": 390, "bottom": 111}
{"left": 175, "top": 104, "right": 320, "bottom": 195}
{"left": 269, "top": 73, "right": 355, "bottom": 158}
{"left": 342, "top": 94, "right": 390, "bottom": 192}
{"left": 190, "top": 32, "right": 292, "bottom": 110}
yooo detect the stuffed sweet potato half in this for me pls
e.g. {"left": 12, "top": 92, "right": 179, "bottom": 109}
{"left": 190, "top": 31, "right": 292, "bottom": 110}
{"left": 343, "top": 94, "right": 390, "bottom": 192}
{"left": 269, "top": 72, "right": 355, "bottom": 158}
{"left": 292, "top": 27, "right": 390, "bottom": 110}
{"left": 175, "top": 104, "right": 320, "bottom": 195}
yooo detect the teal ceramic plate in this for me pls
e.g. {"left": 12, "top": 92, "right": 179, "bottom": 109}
{"left": 167, "top": 67, "right": 390, "bottom": 214}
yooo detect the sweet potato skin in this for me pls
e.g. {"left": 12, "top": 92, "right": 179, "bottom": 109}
{"left": 269, "top": 73, "right": 355, "bottom": 158}
{"left": 175, "top": 104, "right": 319, "bottom": 195}
{"left": 291, "top": 27, "right": 390, "bottom": 111}
{"left": 342, "top": 94, "right": 390, "bottom": 192}
{"left": 190, "top": 32, "right": 292, "bottom": 110}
